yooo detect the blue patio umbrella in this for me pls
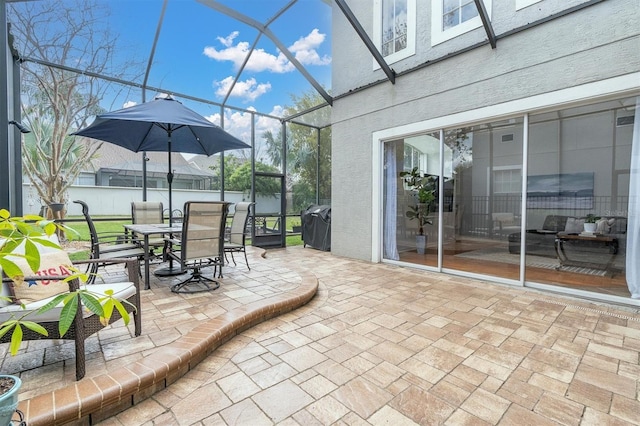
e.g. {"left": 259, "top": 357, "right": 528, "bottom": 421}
{"left": 73, "top": 95, "right": 250, "bottom": 225}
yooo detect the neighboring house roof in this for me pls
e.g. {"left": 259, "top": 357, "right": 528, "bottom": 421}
{"left": 86, "top": 143, "right": 213, "bottom": 179}
{"left": 100, "top": 162, "right": 214, "bottom": 179}
{"left": 187, "top": 154, "right": 220, "bottom": 172}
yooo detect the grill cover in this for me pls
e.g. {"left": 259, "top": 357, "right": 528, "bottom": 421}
{"left": 301, "top": 205, "right": 331, "bottom": 251}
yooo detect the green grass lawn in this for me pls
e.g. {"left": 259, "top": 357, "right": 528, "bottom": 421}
{"left": 63, "top": 218, "right": 130, "bottom": 241}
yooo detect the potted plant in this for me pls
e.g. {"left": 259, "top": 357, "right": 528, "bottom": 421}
{"left": 0, "top": 374, "right": 21, "bottom": 424}
{"left": 399, "top": 167, "right": 438, "bottom": 254}
{"left": 584, "top": 214, "right": 600, "bottom": 233}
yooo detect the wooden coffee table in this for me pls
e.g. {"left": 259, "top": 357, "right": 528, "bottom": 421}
{"left": 554, "top": 232, "right": 619, "bottom": 276}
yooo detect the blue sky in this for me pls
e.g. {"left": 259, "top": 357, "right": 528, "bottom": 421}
{"left": 105, "top": 0, "right": 332, "bottom": 145}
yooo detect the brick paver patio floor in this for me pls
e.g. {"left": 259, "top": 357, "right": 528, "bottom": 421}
{"left": 3, "top": 246, "right": 639, "bottom": 425}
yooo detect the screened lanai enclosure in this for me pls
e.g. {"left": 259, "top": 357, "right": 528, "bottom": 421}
{"left": 0, "top": 0, "right": 332, "bottom": 248}
{"left": 3, "top": 0, "right": 638, "bottom": 306}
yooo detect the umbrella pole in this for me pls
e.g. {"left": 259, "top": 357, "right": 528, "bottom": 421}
{"left": 168, "top": 136, "right": 173, "bottom": 228}
{"left": 155, "top": 129, "right": 185, "bottom": 277}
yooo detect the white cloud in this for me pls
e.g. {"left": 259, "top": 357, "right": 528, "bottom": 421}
{"left": 203, "top": 29, "right": 331, "bottom": 74}
{"left": 289, "top": 29, "right": 331, "bottom": 66}
{"left": 204, "top": 41, "right": 294, "bottom": 73}
{"left": 122, "top": 101, "right": 137, "bottom": 108}
{"left": 217, "top": 31, "right": 239, "bottom": 47}
{"left": 264, "top": 105, "right": 284, "bottom": 119}
{"left": 213, "top": 76, "right": 272, "bottom": 102}
{"left": 203, "top": 105, "right": 284, "bottom": 160}
{"left": 204, "top": 113, "right": 221, "bottom": 126}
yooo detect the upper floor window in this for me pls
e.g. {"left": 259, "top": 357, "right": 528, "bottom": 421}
{"left": 443, "top": 0, "right": 478, "bottom": 31}
{"left": 494, "top": 167, "right": 522, "bottom": 194}
{"left": 431, "top": 0, "right": 492, "bottom": 46}
{"left": 373, "top": 0, "right": 416, "bottom": 66}
{"left": 404, "top": 144, "right": 426, "bottom": 175}
{"left": 75, "top": 172, "right": 96, "bottom": 186}
{"left": 382, "top": 0, "right": 407, "bottom": 56}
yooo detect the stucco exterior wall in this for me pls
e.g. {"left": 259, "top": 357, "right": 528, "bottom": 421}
{"left": 330, "top": 0, "right": 640, "bottom": 260}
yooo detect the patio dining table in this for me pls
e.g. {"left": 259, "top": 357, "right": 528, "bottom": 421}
{"left": 123, "top": 223, "right": 183, "bottom": 289}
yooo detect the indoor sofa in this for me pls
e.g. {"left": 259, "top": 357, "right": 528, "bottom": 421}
{"left": 508, "top": 214, "right": 627, "bottom": 258}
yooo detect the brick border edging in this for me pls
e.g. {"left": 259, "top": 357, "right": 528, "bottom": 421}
{"left": 19, "top": 268, "right": 319, "bottom": 425}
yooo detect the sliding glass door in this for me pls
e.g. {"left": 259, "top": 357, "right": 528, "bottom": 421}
{"left": 380, "top": 95, "right": 638, "bottom": 300}
{"left": 525, "top": 98, "right": 637, "bottom": 297}
{"left": 383, "top": 133, "right": 440, "bottom": 267}
{"left": 441, "top": 119, "right": 524, "bottom": 280}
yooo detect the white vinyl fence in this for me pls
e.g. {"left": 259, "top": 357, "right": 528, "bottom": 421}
{"left": 22, "top": 184, "right": 281, "bottom": 217}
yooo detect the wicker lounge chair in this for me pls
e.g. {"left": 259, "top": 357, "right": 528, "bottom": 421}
{"left": 0, "top": 258, "right": 142, "bottom": 380}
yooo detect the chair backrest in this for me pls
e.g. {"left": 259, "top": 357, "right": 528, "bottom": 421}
{"left": 132, "top": 201, "right": 163, "bottom": 225}
{"left": 180, "top": 201, "right": 230, "bottom": 262}
{"left": 74, "top": 200, "right": 99, "bottom": 258}
{"left": 229, "top": 202, "right": 254, "bottom": 245}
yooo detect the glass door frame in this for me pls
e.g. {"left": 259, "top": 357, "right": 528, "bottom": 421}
{"left": 371, "top": 75, "right": 640, "bottom": 307}
{"left": 252, "top": 171, "right": 286, "bottom": 248}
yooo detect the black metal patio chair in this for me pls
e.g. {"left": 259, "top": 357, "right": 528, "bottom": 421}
{"left": 131, "top": 201, "right": 165, "bottom": 257}
{"left": 224, "top": 202, "right": 254, "bottom": 271}
{"left": 74, "top": 200, "right": 147, "bottom": 283}
{"left": 164, "top": 201, "right": 230, "bottom": 293}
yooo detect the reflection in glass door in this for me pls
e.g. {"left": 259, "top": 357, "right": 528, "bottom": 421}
{"left": 383, "top": 133, "right": 440, "bottom": 267}
{"left": 441, "top": 119, "right": 524, "bottom": 280}
{"left": 381, "top": 96, "right": 637, "bottom": 302}
{"left": 524, "top": 98, "right": 636, "bottom": 298}
{"left": 385, "top": 120, "right": 526, "bottom": 279}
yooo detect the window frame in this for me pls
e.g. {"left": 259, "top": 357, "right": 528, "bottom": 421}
{"left": 403, "top": 143, "right": 427, "bottom": 175}
{"left": 431, "top": 0, "right": 492, "bottom": 46}
{"left": 516, "top": 0, "right": 543, "bottom": 10}
{"left": 492, "top": 166, "right": 522, "bottom": 194}
{"left": 373, "top": 0, "right": 417, "bottom": 67}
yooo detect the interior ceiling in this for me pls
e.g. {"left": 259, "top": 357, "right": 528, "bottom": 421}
{"left": 7, "top": 0, "right": 335, "bottom": 128}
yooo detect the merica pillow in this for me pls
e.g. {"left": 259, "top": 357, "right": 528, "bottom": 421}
{"left": 8, "top": 250, "right": 74, "bottom": 305}
{"left": 0, "top": 234, "right": 61, "bottom": 308}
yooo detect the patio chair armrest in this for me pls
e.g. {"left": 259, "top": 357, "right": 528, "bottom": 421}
{"left": 161, "top": 237, "right": 181, "bottom": 262}
{"left": 72, "top": 258, "right": 141, "bottom": 292}
{"left": 95, "top": 232, "right": 143, "bottom": 244}
{"left": 163, "top": 236, "right": 181, "bottom": 245}
{"left": 227, "top": 231, "right": 246, "bottom": 237}
{"left": 1, "top": 275, "right": 81, "bottom": 292}
{"left": 226, "top": 231, "right": 247, "bottom": 242}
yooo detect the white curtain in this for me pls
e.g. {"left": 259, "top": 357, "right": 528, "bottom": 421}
{"left": 627, "top": 97, "right": 640, "bottom": 298}
{"left": 384, "top": 144, "right": 400, "bottom": 260}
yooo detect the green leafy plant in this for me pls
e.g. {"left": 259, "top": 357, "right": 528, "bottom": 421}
{"left": 399, "top": 167, "right": 438, "bottom": 236}
{"left": 0, "top": 209, "right": 134, "bottom": 355}
{"left": 584, "top": 214, "right": 601, "bottom": 223}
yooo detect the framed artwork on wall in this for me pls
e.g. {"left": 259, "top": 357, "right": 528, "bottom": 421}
{"left": 527, "top": 172, "right": 594, "bottom": 209}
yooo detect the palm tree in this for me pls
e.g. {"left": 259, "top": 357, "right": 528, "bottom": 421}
{"left": 21, "top": 107, "right": 101, "bottom": 210}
